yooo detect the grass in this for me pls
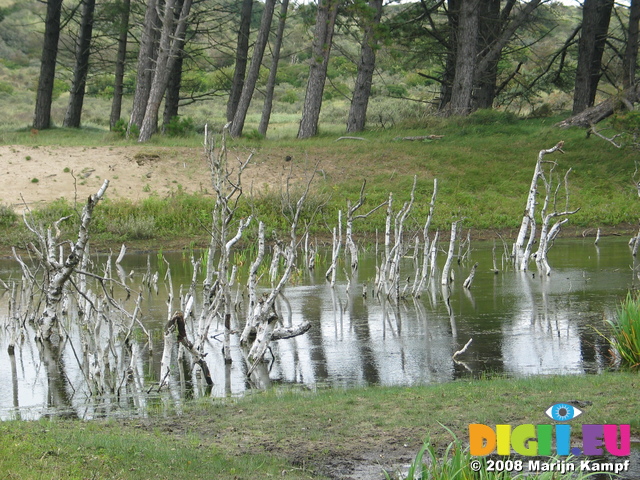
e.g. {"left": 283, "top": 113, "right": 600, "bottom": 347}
{"left": 606, "top": 292, "right": 640, "bottom": 369}
{"left": 0, "top": 114, "right": 638, "bottom": 251}
{"left": 0, "top": 373, "right": 637, "bottom": 479}
{"left": 0, "top": 420, "right": 307, "bottom": 480}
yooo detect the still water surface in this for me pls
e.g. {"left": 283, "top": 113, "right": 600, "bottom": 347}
{"left": 0, "top": 236, "right": 636, "bottom": 420}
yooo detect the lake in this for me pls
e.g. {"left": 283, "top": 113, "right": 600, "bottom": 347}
{"left": 0, "top": 235, "right": 636, "bottom": 420}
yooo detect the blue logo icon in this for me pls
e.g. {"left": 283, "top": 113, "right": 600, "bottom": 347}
{"left": 545, "top": 403, "right": 583, "bottom": 422}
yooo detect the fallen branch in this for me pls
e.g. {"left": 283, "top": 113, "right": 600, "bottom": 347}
{"left": 335, "top": 136, "right": 366, "bottom": 141}
{"left": 393, "top": 135, "right": 444, "bottom": 141}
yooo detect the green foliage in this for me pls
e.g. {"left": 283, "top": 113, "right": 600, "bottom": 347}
{"left": 612, "top": 111, "right": 640, "bottom": 136}
{"left": 280, "top": 89, "right": 298, "bottom": 104}
{"left": 85, "top": 74, "right": 116, "bottom": 98}
{"left": 386, "top": 84, "right": 408, "bottom": 97}
{"left": 0, "top": 203, "right": 16, "bottom": 228}
{"left": 464, "top": 109, "right": 519, "bottom": 125}
{"left": 0, "top": 80, "right": 13, "bottom": 94}
{"left": 164, "top": 115, "right": 195, "bottom": 137}
{"left": 111, "top": 118, "right": 127, "bottom": 137}
{"left": 276, "top": 63, "right": 308, "bottom": 88}
{"left": 605, "top": 292, "right": 640, "bottom": 369}
{"left": 51, "top": 78, "right": 69, "bottom": 100}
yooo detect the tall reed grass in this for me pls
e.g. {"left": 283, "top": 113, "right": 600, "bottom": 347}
{"left": 605, "top": 292, "right": 640, "bottom": 369}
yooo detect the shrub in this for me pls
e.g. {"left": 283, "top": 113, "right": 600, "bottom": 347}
{"left": 164, "top": 116, "right": 195, "bottom": 137}
{"left": 0, "top": 203, "right": 17, "bottom": 228}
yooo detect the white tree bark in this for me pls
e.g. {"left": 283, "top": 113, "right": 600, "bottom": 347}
{"left": 513, "top": 142, "right": 565, "bottom": 269}
{"left": 37, "top": 180, "right": 109, "bottom": 341}
{"left": 441, "top": 221, "right": 459, "bottom": 286}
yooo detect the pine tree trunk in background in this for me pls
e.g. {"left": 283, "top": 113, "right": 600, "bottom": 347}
{"left": 572, "top": 0, "right": 614, "bottom": 115}
{"left": 138, "top": 0, "right": 192, "bottom": 142}
{"left": 346, "top": 0, "right": 383, "bottom": 133}
{"left": 258, "top": 0, "right": 289, "bottom": 137}
{"left": 297, "top": 0, "right": 340, "bottom": 139}
{"left": 472, "top": 0, "right": 501, "bottom": 110}
{"left": 110, "top": 0, "right": 131, "bottom": 130}
{"left": 163, "top": 44, "right": 185, "bottom": 130}
{"left": 226, "top": 0, "right": 253, "bottom": 123}
{"left": 230, "top": 0, "right": 276, "bottom": 138}
{"left": 128, "top": 0, "right": 160, "bottom": 134}
{"left": 64, "top": 0, "right": 96, "bottom": 128}
{"left": 623, "top": 0, "right": 640, "bottom": 89}
{"left": 438, "top": 0, "right": 460, "bottom": 111}
{"left": 33, "top": 0, "right": 63, "bottom": 130}
{"left": 446, "top": 0, "right": 479, "bottom": 116}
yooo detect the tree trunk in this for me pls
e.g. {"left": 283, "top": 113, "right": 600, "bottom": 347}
{"left": 346, "top": 0, "right": 383, "bottom": 133}
{"left": 624, "top": 0, "right": 640, "bottom": 89}
{"left": 446, "top": 0, "right": 480, "bottom": 116}
{"left": 63, "top": 0, "right": 96, "bottom": 128}
{"left": 229, "top": 0, "right": 276, "bottom": 138}
{"left": 226, "top": 0, "right": 253, "bottom": 122}
{"left": 33, "top": 0, "right": 63, "bottom": 130}
{"left": 110, "top": 0, "right": 131, "bottom": 130}
{"left": 438, "top": 0, "right": 460, "bottom": 111}
{"left": 163, "top": 42, "right": 185, "bottom": 129}
{"left": 572, "top": 0, "right": 614, "bottom": 115}
{"left": 37, "top": 180, "right": 109, "bottom": 341}
{"left": 138, "top": 0, "right": 193, "bottom": 142}
{"left": 473, "top": 0, "right": 541, "bottom": 110}
{"left": 128, "top": 0, "right": 160, "bottom": 134}
{"left": 258, "top": 0, "right": 290, "bottom": 137}
{"left": 472, "top": 0, "right": 501, "bottom": 110}
{"left": 298, "top": 0, "right": 341, "bottom": 139}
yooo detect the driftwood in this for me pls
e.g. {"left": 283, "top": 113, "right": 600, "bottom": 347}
{"left": 393, "top": 135, "right": 444, "bottom": 141}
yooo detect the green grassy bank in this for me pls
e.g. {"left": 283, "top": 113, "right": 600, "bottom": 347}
{"left": 1, "top": 113, "right": 639, "bottom": 253}
{"left": 0, "top": 373, "right": 638, "bottom": 479}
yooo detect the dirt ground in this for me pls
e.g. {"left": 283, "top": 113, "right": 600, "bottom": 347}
{"left": 0, "top": 144, "right": 303, "bottom": 213}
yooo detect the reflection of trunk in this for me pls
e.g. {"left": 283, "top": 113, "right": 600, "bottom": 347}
{"left": 38, "top": 340, "right": 76, "bottom": 418}
{"left": 9, "top": 349, "right": 20, "bottom": 419}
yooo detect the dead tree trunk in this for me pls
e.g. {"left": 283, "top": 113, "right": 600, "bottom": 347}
{"left": 513, "top": 142, "right": 564, "bottom": 269}
{"left": 21, "top": 180, "right": 109, "bottom": 341}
